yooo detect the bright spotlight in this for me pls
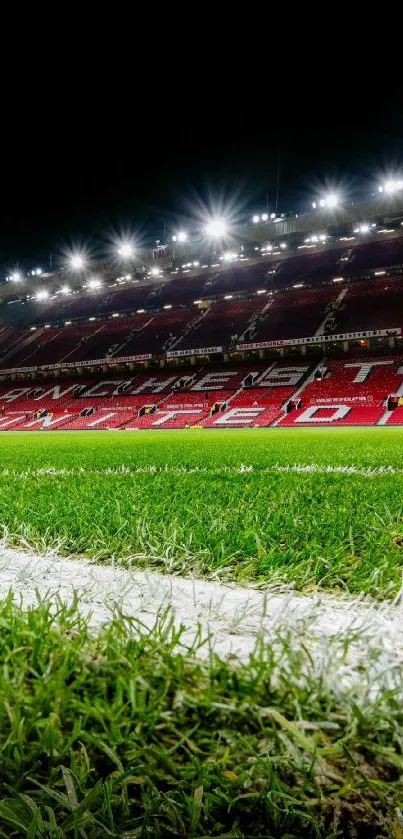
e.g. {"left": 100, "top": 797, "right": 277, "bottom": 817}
{"left": 252, "top": 214, "right": 260, "bottom": 223}
{"left": 150, "top": 267, "right": 160, "bottom": 276}
{"left": 36, "top": 290, "right": 49, "bottom": 301}
{"left": 381, "top": 179, "right": 403, "bottom": 194}
{"left": 317, "top": 193, "right": 340, "bottom": 209}
{"left": 177, "top": 231, "right": 187, "bottom": 242}
{"left": 35, "top": 268, "right": 42, "bottom": 275}
{"left": 118, "top": 242, "right": 134, "bottom": 258}
{"left": 206, "top": 218, "right": 227, "bottom": 238}
{"left": 70, "top": 254, "right": 85, "bottom": 270}
{"left": 61, "top": 285, "right": 71, "bottom": 294}
{"left": 326, "top": 193, "right": 339, "bottom": 207}
{"left": 11, "top": 272, "right": 21, "bottom": 282}
{"left": 88, "top": 278, "right": 101, "bottom": 289}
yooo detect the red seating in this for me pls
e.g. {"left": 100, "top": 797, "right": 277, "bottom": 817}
{"left": 386, "top": 406, "right": 403, "bottom": 425}
{"left": 300, "top": 358, "right": 403, "bottom": 406}
{"left": 334, "top": 276, "right": 403, "bottom": 333}
{"left": 278, "top": 405, "right": 385, "bottom": 426}
{"left": 202, "top": 406, "right": 281, "bottom": 427}
{"left": 179, "top": 300, "right": 265, "bottom": 350}
{"left": 245, "top": 287, "right": 338, "bottom": 343}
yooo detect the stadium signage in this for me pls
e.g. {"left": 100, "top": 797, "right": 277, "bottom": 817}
{"left": 166, "top": 346, "right": 223, "bottom": 358}
{"left": 0, "top": 354, "right": 153, "bottom": 375}
{"left": 237, "top": 328, "right": 401, "bottom": 350}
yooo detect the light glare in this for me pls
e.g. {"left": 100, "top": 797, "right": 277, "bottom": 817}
{"left": 70, "top": 254, "right": 85, "bottom": 270}
{"left": 118, "top": 242, "right": 134, "bottom": 258}
{"left": 206, "top": 218, "right": 227, "bottom": 238}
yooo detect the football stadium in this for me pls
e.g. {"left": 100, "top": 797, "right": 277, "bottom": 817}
{"left": 1, "top": 183, "right": 403, "bottom": 836}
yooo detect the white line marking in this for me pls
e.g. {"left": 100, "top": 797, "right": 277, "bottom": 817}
{"left": 0, "top": 545, "right": 402, "bottom": 698}
{"left": 0, "top": 464, "right": 402, "bottom": 478}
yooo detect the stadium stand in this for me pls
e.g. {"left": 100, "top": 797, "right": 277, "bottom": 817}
{"left": 1, "top": 354, "right": 403, "bottom": 428}
{"left": 2, "top": 233, "right": 403, "bottom": 429}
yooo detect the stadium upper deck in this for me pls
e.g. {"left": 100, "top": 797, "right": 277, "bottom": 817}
{"left": 0, "top": 233, "right": 403, "bottom": 374}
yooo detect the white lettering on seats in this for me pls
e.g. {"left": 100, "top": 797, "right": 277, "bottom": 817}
{"left": 258, "top": 366, "right": 309, "bottom": 387}
{"left": 214, "top": 408, "right": 264, "bottom": 425}
{"left": 345, "top": 361, "right": 393, "bottom": 383}
{"left": 88, "top": 413, "right": 119, "bottom": 427}
{"left": 23, "top": 414, "right": 75, "bottom": 428}
{"left": 82, "top": 381, "right": 124, "bottom": 398}
{"left": 151, "top": 410, "right": 202, "bottom": 426}
{"left": 0, "top": 414, "right": 26, "bottom": 428}
{"left": 131, "top": 377, "right": 178, "bottom": 394}
{"left": 295, "top": 405, "right": 351, "bottom": 423}
{"left": 112, "top": 380, "right": 133, "bottom": 396}
{"left": 192, "top": 372, "right": 238, "bottom": 391}
{"left": 1, "top": 388, "right": 31, "bottom": 402}
{"left": 34, "top": 384, "right": 82, "bottom": 401}
{"left": 396, "top": 367, "right": 403, "bottom": 397}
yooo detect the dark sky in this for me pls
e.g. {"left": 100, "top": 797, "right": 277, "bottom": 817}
{"left": 2, "top": 52, "right": 402, "bottom": 271}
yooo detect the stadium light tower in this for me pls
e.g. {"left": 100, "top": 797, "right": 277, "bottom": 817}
{"left": 206, "top": 218, "right": 227, "bottom": 238}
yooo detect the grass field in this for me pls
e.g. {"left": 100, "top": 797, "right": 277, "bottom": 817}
{"left": 0, "top": 428, "right": 402, "bottom": 597}
{"left": 1, "top": 428, "right": 403, "bottom": 837}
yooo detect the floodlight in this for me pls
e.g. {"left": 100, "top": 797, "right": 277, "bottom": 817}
{"left": 261, "top": 213, "right": 268, "bottom": 222}
{"left": 88, "top": 278, "right": 101, "bottom": 289}
{"left": 11, "top": 272, "right": 21, "bottom": 282}
{"left": 206, "top": 218, "right": 227, "bottom": 237}
{"left": 36, "top": 290, "right": 49, "bottom": 300}
{"left": 325, "top": 193, "right": 339, "bottom": 207}
{"left": 270, "top": 213, "right": 276, "bottom": 219}
{"left": 35, "top": 268, "right": 42, "bottom": 275}
{"left": 70, "top": 254, "right": 85, "bottom": 270}
{"left": 280, "top": 242, "right": 287, "bottom": 249}
{"left": 382, "top": 179, "right": 403, "bottom": 194}
{"left": 118, "top": 241, "right": 134, "bottom": 258}
{"left": 60, "top": 285, "right": 71, "bottom": 294}
{"left": 150, "top": 267, "right": 161, "bottom": 276}
{"left": 312, "top": 202, "right": 317, "bottom": 209}
{"left": 252, "top": 214, "right": 260, "bottom": 223}
{"left": 177, "top": 231, "right": 187, "bottom": 242}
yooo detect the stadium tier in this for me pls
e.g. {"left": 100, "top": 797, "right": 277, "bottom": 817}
{"left": 1, "top": 357, "right": 403, "bottom": 429}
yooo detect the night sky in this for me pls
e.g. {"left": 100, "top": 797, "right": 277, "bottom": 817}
{"left": 2, "top": 69, "right": 402, "bottom": 271}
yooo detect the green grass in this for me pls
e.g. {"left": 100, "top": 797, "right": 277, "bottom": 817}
{"left": 0, "top": 597, "right": 401, "bottom": 838}
{"left": 0, "top": 429, "right": 403, "bottom": 598}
